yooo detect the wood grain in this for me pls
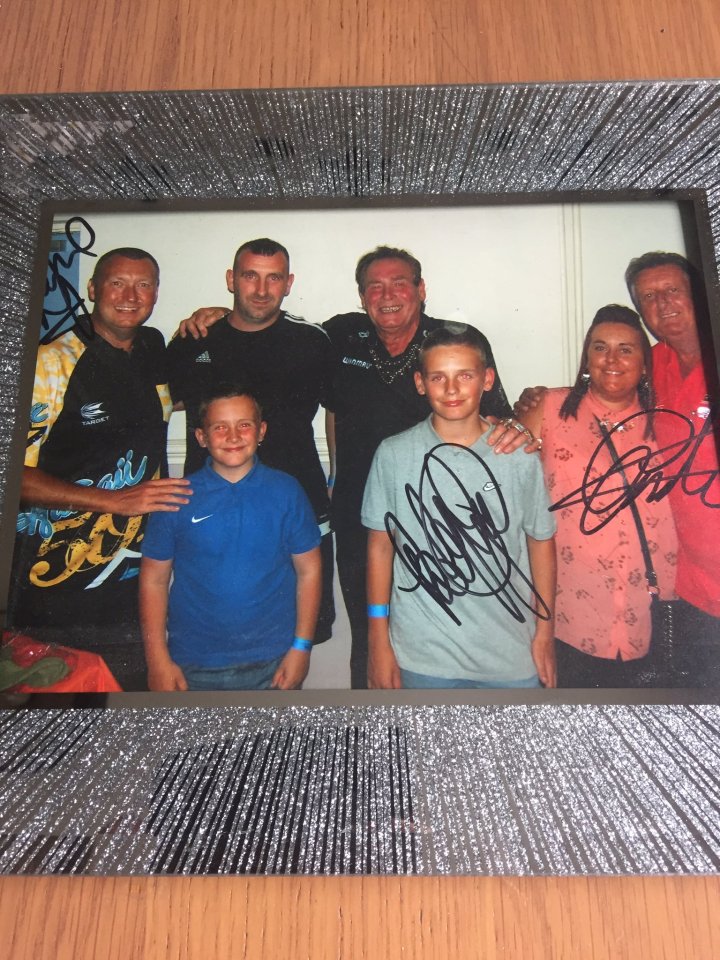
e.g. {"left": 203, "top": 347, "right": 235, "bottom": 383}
{"left": 1, "top": 0, "right": 720, "bottom": 957}
{"left": 1, "top": 876, "right": 719, "bottom": 959}
{"left": 1, "top": 0, "right": 719, "bottom": 94}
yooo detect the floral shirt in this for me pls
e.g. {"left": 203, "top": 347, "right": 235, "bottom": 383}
{"left": 541, "top": 388, "right": 677, "bottom": 660}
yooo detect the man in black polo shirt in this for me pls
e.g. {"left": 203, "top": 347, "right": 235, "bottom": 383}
{"left": 166, "top": 238, "right": 336, "bottom": 643}
{"left": 323, "top": 246, "right": 514, "bottom": 688}
{"left": 8, "top": 248, "right": 191, "bottom": 688}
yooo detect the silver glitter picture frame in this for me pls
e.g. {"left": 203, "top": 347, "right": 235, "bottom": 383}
{"left": 1, "top": 83, "right": 720, "bottom": 877}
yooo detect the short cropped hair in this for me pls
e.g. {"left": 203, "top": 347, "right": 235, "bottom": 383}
{"left": 418, "top": 322, "right": 489, "bottom": 373}
{"left": 91, "top": 247, "right": 160, "bottom": 285}
{"left": 233, "top": 238, "right": 290, "bottom": 271}
{"left": 197, "top": 383, "right": 263, "bottom": 427}
{"left": 355, "top": 245, "right": 423, "bottom": 293}
{"left": 624, "top": 251, "right": 697, "bottom": 309}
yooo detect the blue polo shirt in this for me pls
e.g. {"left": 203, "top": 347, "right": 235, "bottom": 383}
{"left": 142, "top": 459, "right": 320, "bottom": 667}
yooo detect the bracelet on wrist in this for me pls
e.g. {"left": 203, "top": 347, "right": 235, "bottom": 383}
{"left": 326, "top": 474, "right": 335, "bottom": 488}
{"left": 291, "top": 637, "right": 313, "bottom": 652}
{"left": 367, "top": 603, "right": 390, "bottom": 618}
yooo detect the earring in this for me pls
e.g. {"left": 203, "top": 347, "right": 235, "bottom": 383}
{"left": 638, "top": 374, "right": 651, "bottom": 404}
{"left": 581, "top": 372, "right": 590, "bottom": 381}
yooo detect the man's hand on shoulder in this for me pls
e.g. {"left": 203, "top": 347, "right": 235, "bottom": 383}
{"left": 514, "top": 385, "right": 548, "bottom": 417}
{"left": 174, "top": 307, "right": 228, "bottom": 340}
{"left": 484, "top": 416, "right": 542, "bottom": 455}
{"left": 21, "top": 467, "right": 192, "bottom": 517}
{"left": 112, "top": 478, "right": 192, "bottom": 516}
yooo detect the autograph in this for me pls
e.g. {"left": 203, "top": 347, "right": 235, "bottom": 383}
{"left": 385, "top": 444, "right": 551, "bottom": 626}
{"left": 42, "top": 216, "right": 96, "bottom": 343}
{"left": 550, "top": 408, "right": 720, "bottom": 533}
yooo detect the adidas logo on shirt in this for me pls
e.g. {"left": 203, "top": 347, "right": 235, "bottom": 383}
{"left": 195, "top": 351, "right": 211, "bottom": 363}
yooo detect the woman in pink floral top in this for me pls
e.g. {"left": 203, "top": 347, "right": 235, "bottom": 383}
{"left": 519, "top": 305, "right": 677, "bottom": 687}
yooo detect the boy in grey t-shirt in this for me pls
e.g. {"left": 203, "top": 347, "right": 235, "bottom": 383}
{"left": 361, "top": 325, "right": 557, "bottom": 689}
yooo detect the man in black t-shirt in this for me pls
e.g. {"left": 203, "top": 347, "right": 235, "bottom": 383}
{"left": 166, "top": 238, "right": 336, "bottom": 643}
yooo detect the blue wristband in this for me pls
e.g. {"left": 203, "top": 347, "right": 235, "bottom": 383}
{"left": 292, "top": 637, "right": 313, "bottom": 652}
{"left": 327, "top": 474, "right": 335, "bottom": 488}
{"left": 367, "top": 604, "right": 390, "bottom": 618}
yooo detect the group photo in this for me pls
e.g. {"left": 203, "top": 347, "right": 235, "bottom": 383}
{"left": 2, "top": 197, "right": 718, "bottom": 695}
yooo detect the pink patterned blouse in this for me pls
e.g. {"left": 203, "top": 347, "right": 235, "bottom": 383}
{"left": 540, "top": 387, "right": 677, "bottom": 660}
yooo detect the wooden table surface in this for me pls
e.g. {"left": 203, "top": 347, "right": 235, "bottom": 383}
{"left": 2, "top": 0, "right": 720, "bottom": 92}
{"left": 1, "top": 1, "right": 720, "bottom": 957}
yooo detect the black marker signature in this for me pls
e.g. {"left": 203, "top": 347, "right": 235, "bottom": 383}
{"left": 42, "top": 216, "right": 96, "bottom": 343}
{"left": 550, "top": 408, "right": 720, "bottom": 534}
{"left": 385, "top": 444, "right": 551, "bottom": 626}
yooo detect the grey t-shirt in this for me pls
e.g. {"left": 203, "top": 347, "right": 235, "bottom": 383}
{"left": 361, "top": 417, "right": 556, "bottom": 682}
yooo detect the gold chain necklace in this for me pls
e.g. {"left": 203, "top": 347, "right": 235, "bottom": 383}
{"left": 368, "top": 342, "right": 420, "bottom": 384}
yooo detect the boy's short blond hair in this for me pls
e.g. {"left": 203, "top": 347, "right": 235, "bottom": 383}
{"left": 418, "top": 323, "right": 488, "bottom": 373}
{"left": 197, "top": 383, "right": 263, "bottom": 428}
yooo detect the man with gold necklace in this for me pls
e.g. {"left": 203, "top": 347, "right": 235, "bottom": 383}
{"left": 323, "top": 246, "right": 516, "bottom": 688}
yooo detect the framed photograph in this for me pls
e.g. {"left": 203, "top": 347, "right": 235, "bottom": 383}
{"left": 1, "top": 83, "right": 719, "bottom": 877}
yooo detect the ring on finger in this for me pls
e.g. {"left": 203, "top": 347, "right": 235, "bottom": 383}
{"left": 512, "top": 421, "right": 526, "bottom": 433}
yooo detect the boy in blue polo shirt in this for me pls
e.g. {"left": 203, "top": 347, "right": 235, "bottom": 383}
{"left": 140, "top": 385, "right": 321, "bottom": 691}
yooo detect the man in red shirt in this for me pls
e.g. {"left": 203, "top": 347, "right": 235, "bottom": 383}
{"left": 625, "top": 252, "right": 720, "bottom": 686}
